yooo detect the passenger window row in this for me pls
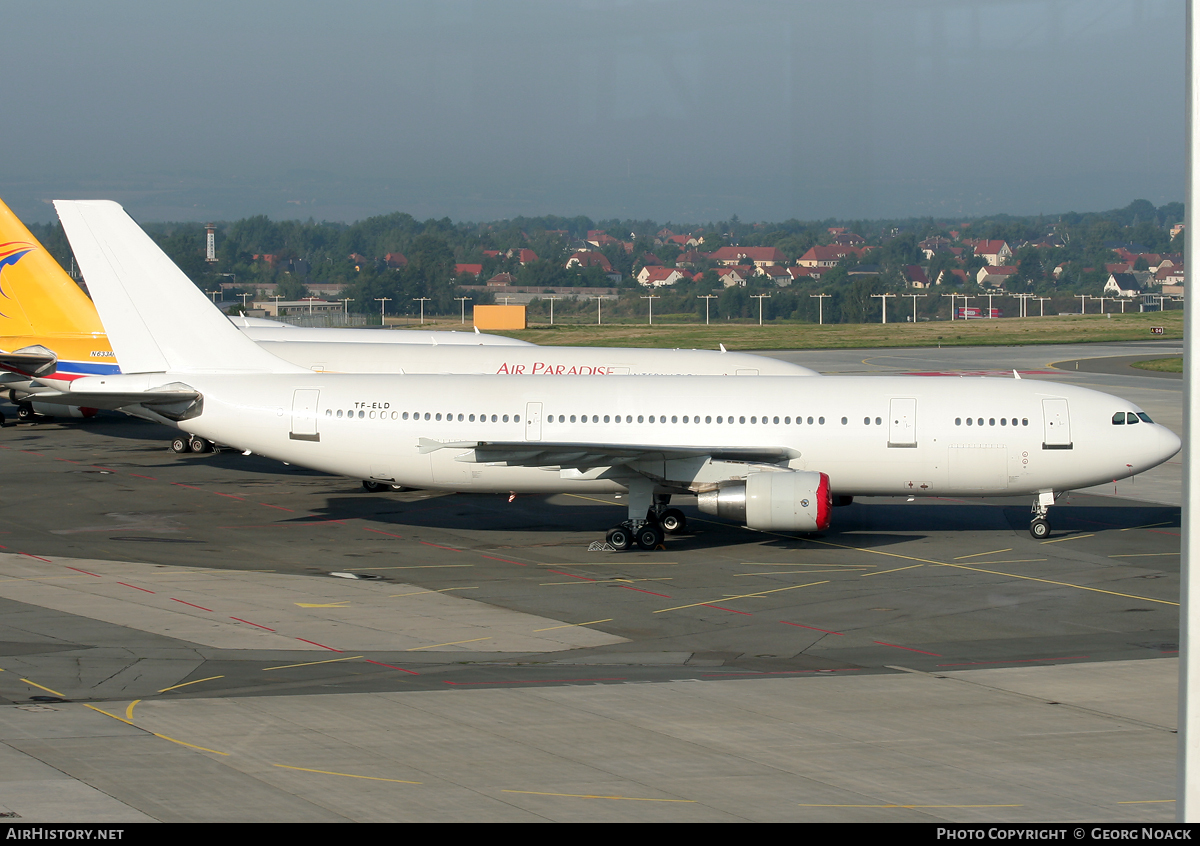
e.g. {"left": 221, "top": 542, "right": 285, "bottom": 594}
{"left": 549, "top": 414, "right": 828, "bottom": 425}
{"left": 955, "top": 417, "right": 1030, "bottom": 427}
{"left": 326, "top": 409, "right": 520, "bottom": 423}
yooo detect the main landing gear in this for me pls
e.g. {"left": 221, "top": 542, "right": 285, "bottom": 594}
{"left": 170, "top": 436, "right": 215, "bottom": 454}
{"left": 604, "top": 489, "right": 687, "bottom": 551}
{"left": 1029, "top": 491, "right": 1056, "bottom": 539}
{"left": 361, "top": 480, "right": 409, "bottom": 492}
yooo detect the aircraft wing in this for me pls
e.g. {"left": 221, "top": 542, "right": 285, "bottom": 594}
{"left": 419, "top": 438, "right": 796, "bottom": 469}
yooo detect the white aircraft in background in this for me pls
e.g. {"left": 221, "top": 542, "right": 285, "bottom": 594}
{"left": 45, "top": 199, "right": 1180, "bottom": 547}
{"left": 0, "top": 198, "right": 817, "bottom": 439}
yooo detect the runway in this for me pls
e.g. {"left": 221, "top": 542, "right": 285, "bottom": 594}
{"left": 0, "top": 341, "right": 1184, "bottom": 822}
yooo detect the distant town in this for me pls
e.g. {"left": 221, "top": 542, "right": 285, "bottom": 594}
{"left": 29, "top": 198, "right": 1184, "bottom": 325}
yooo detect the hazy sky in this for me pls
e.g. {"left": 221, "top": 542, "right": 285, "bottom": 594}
{"left": 1, "top": 0, "right": 1184, "bottom": 225}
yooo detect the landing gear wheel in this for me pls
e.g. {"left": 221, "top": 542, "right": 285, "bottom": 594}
{"left": 606, "top": 526, "right": 633, "bottom": 551}
{"left": 16, "top": 404, "right": 34, "bottom": 423}
{"left": 170, "top": 436, "right": 190, "bottom": 454}
{"left": 189, "top": 437, "right": 212, "bottom": 454}
{"left": 1030, "top": 517, "right": 1051, "bottom": 540}
{"left": 636, "top": 524, "right": 665, "bottom": 550}
{"left": 659, "top": 508, "right": 687, "bottom": 534}
{"left": 362, "top": 480, "right": 386, "bottom": 493}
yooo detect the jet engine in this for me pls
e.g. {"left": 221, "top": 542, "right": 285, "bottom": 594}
{"left": 697, "top": 470, "right": 831, "bottom": 532}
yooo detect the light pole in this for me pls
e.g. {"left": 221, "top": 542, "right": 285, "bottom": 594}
{"left": 698, "top": 294, "right": 718, "bottom": 325}
{"left": 640, "top": 295, "right": 660, "bottom": 325}
{"left": 272, "top": 295, "right": 283, "bottom": 316}
{"left": 339, "top": 298, "right": 354, "bottom": 319}
{"left": 375, "top": 297, "right": 392, "bottom": 326}
{"left": 239, "top": 293, "right": 252, "bottom": 310}
{"left": 544, "top": 295, "right": 561, "bottom": 325}
{"left": 412, "top": 297, "right": 431, "bottom": 324}
{"left": 942, "top": 292, "right": 957, "bottom": 320}
{"left": 1078, "top": 294, "right": 1089, "bottom": 315}
{"left": 455, "top": 296, "right": 472, "bottom": 324}
{"left": 907, "top": 293, "right": 927, "bottom": 323}
{"left": 751, "top": 293, "right": 771, "bottom": 326}
{"left": 207, "top": 290, "right": 221, "bottom": 303}
{"left": 871, "top": 292, "right": 896, "bottom": 324}
{"left": 810, "top": 292, "right": 831, "bottom": 325}
{"left": 591, "top": 295, "right": 610, "bottom": 325}
{"left": 1035, "top": 296, "right": 1052, "bottom": 316}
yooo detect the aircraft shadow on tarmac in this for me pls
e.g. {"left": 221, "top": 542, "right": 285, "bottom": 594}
{"left": 287, "top": 494, "right": 1182, "bottom": 553}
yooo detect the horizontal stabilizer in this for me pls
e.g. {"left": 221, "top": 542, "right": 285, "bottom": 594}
{"left": 0, "top": 345, "right": 57, "bottom": 377}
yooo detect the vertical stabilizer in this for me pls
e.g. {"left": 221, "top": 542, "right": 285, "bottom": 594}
{"left": 0, "top": 198, "right": 105, "bottom": 339}
{"left": 54, "top": 200, "right": 301, "bottom": 375}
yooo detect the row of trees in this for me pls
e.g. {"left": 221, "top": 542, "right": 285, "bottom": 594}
{"left": 25, "top": 199, "right": 1184, "bottom": 323}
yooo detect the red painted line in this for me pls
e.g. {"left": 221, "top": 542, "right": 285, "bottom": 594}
{"left": 171, "top": 598, "right": 214, "bottom": 612}
{"left": 701, "top": 670, "right": 861, "bottom": 677}
{"left": 1149, "top": 529, "right": 1181, "bottom": 537}
{"left": 54, "top": 458, "right": 80, "bottom": 464}
{"left": 91, "top": 466, "right": 116, "bottom": 472}
{"left": 21, "top": 451, "right": 44, "bottom": 456}
{"left": 547, "top": 569, "right": 596, "bottom": 581}
{"left": 701, "top": 604, "right": 752, "bottom": 615}
{"left": 935, "top": 657, "right": 1087, "bottom": 667}
{"left": 259, "top": 503, "right": 294, "bottom": 512}
{"left": 363, "top": 528, "right": 405, "bottom": 539}
{"left": 173, "top": 483, "right": 204, "bottom": 491}
{"left": 443, "top": 678, "right": 625, "bottom": 686}
{"left": 480, "top": 554, "right": 526, "bottom": 566}
{"left": 230, "top": 617, "right": 276, "bottom": 632}
{"left": 419, "top": 541, "right": 461, "bottom": 552}
{"left": 781, "top": 621, "right": 844, "bottom": 635}
{"left": 64, "top": 565, "right": 100, "bottom": 575}
{"left": 621, "top": 586, "right": 671, "bottom": 597}
{"left": 364, "top": 659, "right": 420, "bottom": 675}
{"left": 0, "top": 544, "right": 7, "bottom": 549}
{"left": 20, "top": 552, "right": 52, "bottom": 563}
{"left": 213, "top": 492, "right": 245, "bottom": 500}
{"left": 128, "top": 474, "right": 158, "bottom": 480}
{"left": 118, "top": 582, "right": 155, "bottom": 594}
{"left": 295, "top": 638, "right": 343, "bottom": 652}
{"left": 873, "top": 640, "right": 943, "bottom": 656}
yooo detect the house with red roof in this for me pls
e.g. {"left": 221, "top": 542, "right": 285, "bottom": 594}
{"left": 455, "top": 263, "right": 483, "bottom": 279}
{"left": 708, "top": 246, "right": 786, "bottom": 267}
{"left": 385, "top": 252, "right": 408, "bottom": 269}
{"left": 637, "top": 266, "right": 687, "bottom": 287}
{"left": 967, "top": 240, "right": 1012, "bottom": 266}
{"left": 977, "top": 265, "right": 1020, "bottom": 288}
{"left": 797, "top": 245, "right": 871, "bottom": 267}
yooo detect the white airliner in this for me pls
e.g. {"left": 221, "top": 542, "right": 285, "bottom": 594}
{"left": 45, "top": 199, "right": 1181, "bottom": 547}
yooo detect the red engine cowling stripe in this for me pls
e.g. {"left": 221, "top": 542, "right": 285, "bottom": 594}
{"left": 816, "top": 472, "right": 832, "bottom": 530}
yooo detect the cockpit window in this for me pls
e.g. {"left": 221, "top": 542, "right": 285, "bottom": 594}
{"left": 1137, "top": 412, "right": 1153, "bottom": 424}
{"left": 1126, "top": 412, "right": 1140, "bottom": 425}
{"left": 1112, "top": 412, "right": 1125, "bottom": 425}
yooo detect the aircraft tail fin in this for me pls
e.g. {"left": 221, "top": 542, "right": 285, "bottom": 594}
{"left": 54, "top": 200, "right": 302, "bottom": 375}
{"left": 0, "top": 198, "right": 105, "bottom": 340}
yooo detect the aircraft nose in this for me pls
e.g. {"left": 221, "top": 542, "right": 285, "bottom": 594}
{"left": 1158, "top": 426, "right": 1182, "bottom": 464}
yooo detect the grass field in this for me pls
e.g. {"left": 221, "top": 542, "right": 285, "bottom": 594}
{"left": 1131, "top": 356, "right": 1184, "bottom": 373}
{"left": 398, "top": 311, "right": 1183, "bottom": 351}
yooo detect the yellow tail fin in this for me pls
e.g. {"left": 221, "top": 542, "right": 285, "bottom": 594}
{"left": 0, "top": 198, "right": 104, "bottom": 338}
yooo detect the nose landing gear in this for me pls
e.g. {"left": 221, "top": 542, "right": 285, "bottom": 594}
{"left": 1029, "top": 491, "right": 1057, "bottom": 539}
